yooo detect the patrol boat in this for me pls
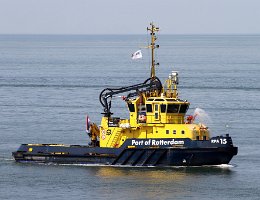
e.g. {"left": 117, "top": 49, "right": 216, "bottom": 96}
{"left": 12, "top": 23, "right": 238, "bottom": 166}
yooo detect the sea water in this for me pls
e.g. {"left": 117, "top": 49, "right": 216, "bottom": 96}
{"left": 0, "top": 34, "right": 260, "bottom": 199}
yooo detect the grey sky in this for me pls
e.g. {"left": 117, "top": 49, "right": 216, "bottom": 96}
{"left": 0, "top": 0, "right": 259, "bottom": 34}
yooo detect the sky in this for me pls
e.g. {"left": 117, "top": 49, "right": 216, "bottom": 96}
{"left": 0, "top": 0, "right": 259, "bottom": 34}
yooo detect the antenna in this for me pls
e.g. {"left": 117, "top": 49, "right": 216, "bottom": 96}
{"left": 147, "top": 22, "right": 159, "bottom": 79}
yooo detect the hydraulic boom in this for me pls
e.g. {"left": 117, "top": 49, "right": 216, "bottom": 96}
{"left": 99, "top": 77, "right": 162, "bottom": 116}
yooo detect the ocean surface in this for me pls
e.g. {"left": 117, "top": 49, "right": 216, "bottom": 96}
{"left": 0, "top": 34, "right": 260, "bottom": 199}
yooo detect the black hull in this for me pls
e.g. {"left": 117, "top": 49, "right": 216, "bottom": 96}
{"left": 13, "top": 137, "right": 238, "bottom": 167}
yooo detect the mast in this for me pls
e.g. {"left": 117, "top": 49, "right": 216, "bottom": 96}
{"left": 147, "top": 23, "right": 159, "bottom": 79}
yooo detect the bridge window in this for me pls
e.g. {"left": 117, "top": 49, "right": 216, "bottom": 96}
{"left": 154, "top": 104, "right": 159, "bottom": 120}
{"left": 160, "top": 104, "right": 166, "bottom": 113}
{"left": 146, "top": 104, "right": 152, "bottom": 112}
{"left": 167, "top": 104, "right": 180, "bottom": 113}
{"left": 128, "top": 103, "right": 135, "bottom": 112}
{"left": 179, "top": 104, "right": 189, "bottom": 114}
{"left": 155, "top": 104, "right": 159, "bottom": 111}
{"left": 154, "top": 99, "right": 165, "bottom": 101}
{"left": 155, "top": 113, "right": 159, "bottom": 119}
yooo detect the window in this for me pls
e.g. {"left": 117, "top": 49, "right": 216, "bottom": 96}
{"left": 155, "top": 113, "right": 159, "bottom": 119}
{"left": 154, "top": 99, "right": 164, "bottom": 101}
{"left": 173, "top": 130, "right": 176, "bottom": 134}
{"left": 154, "top": 104, "right": 159, "bottom": 120}
{"left": 138, "top": 111, "right": 147, "bottom": 123}
{"left": 179, "top": 104, "right": 189, "bottom": 114}
{"left": 160, "top": 104, "right": 166, "bottom": 113}
{"left": 155, "top": 104, "right": 159, "bottom": 111}
{"left": 167, "top": 104, "right": 180, "bottom": 113}
{"left": 166, "top": 130, "right": 169, "bottom": 134}
{"left": 181, "top": 130, "right": 185, "bottom": 134}
{"left": 127, "top": 103, "right": 135, "bottom": 112}
{"left": 146, "top": 104, "right": 152, "bottom": 112}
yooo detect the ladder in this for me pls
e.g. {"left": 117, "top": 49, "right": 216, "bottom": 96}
{"left": 110, "top": 128, "right": 122, "bottom": 147}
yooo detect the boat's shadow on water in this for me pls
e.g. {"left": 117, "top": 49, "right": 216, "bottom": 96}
{"left": 43, "top": 162, "right": 235, "bottom": 180}
{"left": 93, "top": 164, "right": 234, "bottom": 177}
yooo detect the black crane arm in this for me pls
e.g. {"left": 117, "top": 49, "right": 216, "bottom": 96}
{"left": 99, "top": 77, "right": 162, "bottom": 116}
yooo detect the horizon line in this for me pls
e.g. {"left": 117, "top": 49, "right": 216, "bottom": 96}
{"left": 0, "top": 33, "right": 260, "bottom": 36}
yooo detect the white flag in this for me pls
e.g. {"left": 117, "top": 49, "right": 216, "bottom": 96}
{"left": 131, "top": 50, "right": 142, "bottom": 60}
{"left": 86, "top": 115, "right": 91, "bottom": 133}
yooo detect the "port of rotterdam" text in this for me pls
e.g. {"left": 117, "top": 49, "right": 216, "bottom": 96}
{"left": 131, "top": 139, "right": 184, "bottom": 146}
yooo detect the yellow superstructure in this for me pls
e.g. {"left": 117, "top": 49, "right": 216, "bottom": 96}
{"left": 95, "top": 23, "right": 210, "bottom": 148}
